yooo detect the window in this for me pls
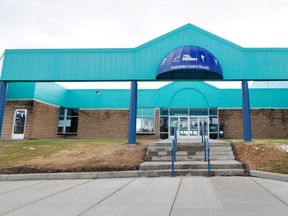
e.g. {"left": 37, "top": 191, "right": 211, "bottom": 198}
{"left": 58, "top": 107, "right": 79, "bottom": 134}
{"left": 160, "top": 108, "right": 169, "bottom": 139}
{"left": 136, "top": 108, "right": 154, "bottom": 133}
{"left": 209, "top": 108, "right": 219, "bottom": 139}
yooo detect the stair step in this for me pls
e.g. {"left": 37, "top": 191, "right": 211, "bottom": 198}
{"left": 140, "top": 161, "right": 243, "bottom": 170}
{"left": 149, "top": 143, "right": 231, "bottom": 148}
{"left": 145, "top": 155, "right": 235, "bottom": 161}
{"left": 146, "top": 151, "right": 234, "bottom": 156}
{"left": 138, "top": 169, "right": 245, "bottom": 177}
{"left": 142, "top": 139, "right": 244, "bottom": 176}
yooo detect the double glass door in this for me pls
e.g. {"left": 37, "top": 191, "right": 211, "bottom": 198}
{"left": 169, "top": 116, "right": 208, "bottom": 139}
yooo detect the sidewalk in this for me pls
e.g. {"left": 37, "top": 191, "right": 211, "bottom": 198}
{"left": 0, "top": 176, "right": 287, "bottom": 216}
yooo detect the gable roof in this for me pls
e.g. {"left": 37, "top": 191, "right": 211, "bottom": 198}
{"left": 1, "top": 23, "right": 288, "bottom": 81}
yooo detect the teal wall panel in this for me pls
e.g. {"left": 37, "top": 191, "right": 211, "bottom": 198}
{"left": 2, "top": 24, "right": 288, "bottom": 82}
{"left": 1, "top": 49, "right": 134, "bottom": 81}
{"left": 66, "top": 89, "right": 130, "bottom": 109}
{"left": 5, "top": 81, "right": 288, "bottom": 109}
{"left": 6, "top": 82, "right": 35, "bottom": 99}
{"left": 34, "top": 83, "right": 67, "bottom": 107}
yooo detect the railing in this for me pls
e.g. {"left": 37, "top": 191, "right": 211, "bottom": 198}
{"left": 201, "top": 121, "right": 211, "bottom": 177}
{"left": 171, "top": 126, "right": 177, "bottom": 177}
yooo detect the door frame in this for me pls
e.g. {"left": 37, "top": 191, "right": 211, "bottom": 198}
{"left": 11, "top": 109, "right": 27, "bottom": 139}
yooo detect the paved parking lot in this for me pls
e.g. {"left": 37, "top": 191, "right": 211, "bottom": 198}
{"left": 0, "top": 176, "right": 287, "bottom": 216}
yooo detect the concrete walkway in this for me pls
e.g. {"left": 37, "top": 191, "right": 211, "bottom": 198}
{"left": 0, "top": 176, "right": 287, "bottom": 216}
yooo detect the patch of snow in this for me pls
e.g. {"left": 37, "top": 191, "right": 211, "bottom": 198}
{"left": 278, "top": 144, "right": 288, "bottom": 153}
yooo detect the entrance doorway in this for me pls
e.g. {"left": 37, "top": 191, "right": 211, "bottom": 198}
{"left": 169, "top": 116, "right": 208, "bottom": 139}
{"left": 12, "top": 109, "right": 27, "bottom": 139}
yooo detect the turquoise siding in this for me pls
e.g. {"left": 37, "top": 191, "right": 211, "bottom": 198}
{"left": 6, "top": 81, "right": 288, "bottom": 109}
{"left": 6, "top": 82, "right": 36, "bottom": 99}
{"left": 2, "top": 24, "right": 288, "bottom": 82}
{"left": 34, "top": 83, "right": 67, "bottom": 107}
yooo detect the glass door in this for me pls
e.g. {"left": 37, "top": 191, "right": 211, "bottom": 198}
{"left": 169, "top": 117, "right": 178, "bottom": 138}
{"left": 169, "top": 116, "right": 209, "bottom": 139}
{"left": 189, "top": 117, "right": 199, "bottom": 138}
{"left": 199, "top": 116, "right": 209, "bottom": 137}
{"left": 12, "top": 109, "right": 27, "bottom": 139}
{"left": 179, "top": 117, "right": 189, "bottom": 139}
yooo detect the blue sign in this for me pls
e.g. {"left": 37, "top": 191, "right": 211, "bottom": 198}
{"left": 157, "top": 45, "right": 223, "bottom": 79}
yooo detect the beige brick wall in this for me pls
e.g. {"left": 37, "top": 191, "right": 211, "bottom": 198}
{"left": 219, "top": 109, "right": 288, "bottom": 139}
{"left": 2, "top": 100, "right": 59, "bottom": 140}
{"left": 28, "top": 101, "right": 59, "bottom": 139}
{"left": 5, "top": 102, "right": 287, "bottom": 140}
{"left": 77, "top": 110, "right": 129, "bottom": 138}
{"left": 77, "top": 109, "right": 160, "bottom": 139}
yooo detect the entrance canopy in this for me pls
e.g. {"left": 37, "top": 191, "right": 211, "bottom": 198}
{"left": 157, "top": 46, "right": 223, "bottom": 79}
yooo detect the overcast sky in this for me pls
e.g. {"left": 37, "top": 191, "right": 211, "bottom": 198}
{"left": 1, "top": 0, "right": 288, "bottom": 89}
{"left": 1, "top": 0, "right": 288, "bottom": 54}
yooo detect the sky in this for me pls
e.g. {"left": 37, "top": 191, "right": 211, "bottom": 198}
{"left": 1, "top": 0, "right": 288, "bottom": 89}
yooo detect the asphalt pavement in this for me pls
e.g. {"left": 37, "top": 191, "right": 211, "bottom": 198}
{"left": 0, "top": 176, "right": 287, "bottom": 216}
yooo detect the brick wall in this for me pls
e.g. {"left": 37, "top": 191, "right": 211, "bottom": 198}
{"left": 2, "top": 100, "right": 59, "bottom": 140}
{"left": 28, "top": 101, "right": 59, "bottom": 139}
{"left": 219, "top": 109, "right": 288, "bottom": 139}
{"left": 5, "top": 102, "right": 287, "bottom": 140}
{"left": 77, "top": 110, "right": 129, "bottom": 138}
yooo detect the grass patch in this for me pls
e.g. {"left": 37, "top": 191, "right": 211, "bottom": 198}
{"left": 0, "top": 139, "right": 153, "bottom": 174}
{"left": 230, "top": 139, "right": 288, "bottom": 175}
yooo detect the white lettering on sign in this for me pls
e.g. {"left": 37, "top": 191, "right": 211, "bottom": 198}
{"left": 171, "top": 64, "right": 210, "bottom": 70}
{"left": 199, "top": 65, "right": 209, "bottom": 70}
{"left": 182, "top": 54, "right": 198, "bottom": 62}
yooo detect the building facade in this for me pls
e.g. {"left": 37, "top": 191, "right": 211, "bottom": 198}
{"left": 1, "top": 24, "right": 288, "bottom": 141}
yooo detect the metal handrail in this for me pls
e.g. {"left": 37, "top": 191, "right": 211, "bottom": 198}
{"left": 171, "top": 126, "right": 177, "bottom": 177}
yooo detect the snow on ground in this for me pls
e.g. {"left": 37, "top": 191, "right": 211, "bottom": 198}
{"left": 278, "top": 144, "right": 288, "bottom": 153}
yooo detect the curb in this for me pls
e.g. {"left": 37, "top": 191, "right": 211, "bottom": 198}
{"left": 1, "top": 170, "right": 288, "bottom": 182}
{"left": 250, "top": 170, "right": 288, "bottom": 182}
{"left": 0, "top": 171, "right": 139, "bottom": 181}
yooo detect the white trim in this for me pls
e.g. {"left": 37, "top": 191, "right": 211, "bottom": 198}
{"left": 79, "top": 108, "right": 129, "bottom": 110}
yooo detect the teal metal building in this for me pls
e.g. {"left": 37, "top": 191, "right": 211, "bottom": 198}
{"left": 0, "top": 24, "right": 288, "bottom": 142}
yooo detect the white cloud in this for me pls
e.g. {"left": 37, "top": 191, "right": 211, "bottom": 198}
{"left": 1, "top": 0, "right": 288, "bottom": 56}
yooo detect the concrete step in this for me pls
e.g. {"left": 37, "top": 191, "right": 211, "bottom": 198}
{"left": 147, "top": 146, "right": 232, "bottom": 152}
{"left": 149, "top": 142, "right": 231, "bottom": 148}
{"left": 139, "top": 161, "right": 243, "bottom": 171}
{"left": 138, "top": 169, "right": 245, "bottom": 177}
{"left": 145, "top": 155, "right": 235, "bottom": 161}
{"left": 142, "top": 139, "right": 244, "bottom": 176}
{"left": 146, "top": 150, "right": 234, "bottom": 156}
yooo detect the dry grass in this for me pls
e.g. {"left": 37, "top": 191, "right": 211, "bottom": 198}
{"left": 1, "top": 138, "right": 288, "bottom": 175}
{"left": 0, "top": 139, "right": 153, "bottom": 174}
{"left": 232, "top": 139, "right": 288, "bottom": 175}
